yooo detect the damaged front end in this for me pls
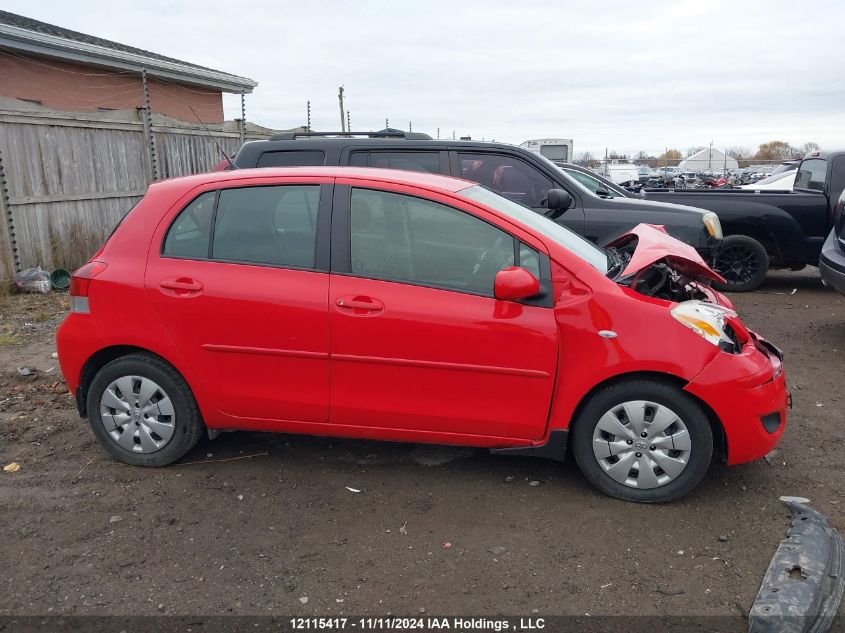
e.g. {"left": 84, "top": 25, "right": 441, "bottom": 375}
{"left": 606, "top": 224, "right": 730, "bottom": 306}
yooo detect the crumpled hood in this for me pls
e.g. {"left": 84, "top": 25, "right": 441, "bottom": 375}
{"left": 610, "top": 224, "right": 727, "bottom": 284}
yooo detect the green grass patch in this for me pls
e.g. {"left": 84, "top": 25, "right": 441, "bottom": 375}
{"left": 0, "top": 330, "right": 20, "bottom": 346}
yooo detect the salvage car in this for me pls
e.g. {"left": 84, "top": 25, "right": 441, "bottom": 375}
{"left": 226, "top": 132, "right": 724, "bottom": 265}
{"left": 56, "top": 167, "right": 788, "bottom": 503}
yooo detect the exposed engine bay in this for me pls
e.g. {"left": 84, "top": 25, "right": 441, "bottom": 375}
{"left": 604, "top": 224, "right": 729, "bottom": 306}
{"left": 612, "top": 243, "right": 713, "bottom": 302}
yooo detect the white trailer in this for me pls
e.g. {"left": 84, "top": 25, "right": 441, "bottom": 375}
{"left": 519, "top": 138, "right": 574, "bottom": 164}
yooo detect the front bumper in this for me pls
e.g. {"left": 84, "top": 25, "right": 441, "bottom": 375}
{"left": 819, "top": 229, "right": 845, "bottom": 297}
{"left": 685, "top": 335, "right": 788, "bottom": 466}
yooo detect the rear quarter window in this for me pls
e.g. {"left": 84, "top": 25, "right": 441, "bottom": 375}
{"left": 162, "top": 191, "right": 217, "bottom": 258}
{"left": 256, "top": 150, "right": 325, "bottom": 167}
{"left": 348, "top": 151, "right": 441, "bottom": 173}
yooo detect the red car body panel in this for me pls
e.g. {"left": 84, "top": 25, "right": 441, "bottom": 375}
{"left": 56, "top": 167, "right": 787, "bottom": 466}
{"left": 328, "top": 274, "right": 558, "bottom": 439}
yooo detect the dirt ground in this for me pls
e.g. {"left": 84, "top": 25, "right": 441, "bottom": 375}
{"left": 0, "top": 270, "right": 843, "bottom": 626}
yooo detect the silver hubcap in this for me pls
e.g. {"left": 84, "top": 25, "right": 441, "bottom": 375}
{"left": 99, "top": 376, "right": 175, "bottom": 453}
{"left": 592, "top": 400, "right": 692, "bottom": 489}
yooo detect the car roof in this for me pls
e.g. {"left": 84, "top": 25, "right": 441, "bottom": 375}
{"left": 232, "top": 137, "right": 529, "bottom": 164}
{"left": 153, "top": 166, "right": 476, "bottom": 194}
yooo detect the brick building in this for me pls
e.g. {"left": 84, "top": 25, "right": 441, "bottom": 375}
{"left": 0, "top": 10, "right": 256, "bottom": 122}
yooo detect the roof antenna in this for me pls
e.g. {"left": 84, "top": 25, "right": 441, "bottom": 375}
{"left": 188, "top": 105, "right": 235, "bottom": 169}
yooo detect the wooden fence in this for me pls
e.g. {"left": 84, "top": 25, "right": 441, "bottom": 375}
{"left": 0, "top": 103, "right": 292, "bottom": 279}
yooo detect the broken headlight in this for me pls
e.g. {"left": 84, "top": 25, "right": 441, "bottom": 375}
{"left": 671, "top": 300, "right": 737, "bottom": 349}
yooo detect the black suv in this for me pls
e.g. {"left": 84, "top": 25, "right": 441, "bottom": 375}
{"left": 231, "top": 131, "right": 722, "bottom": 258}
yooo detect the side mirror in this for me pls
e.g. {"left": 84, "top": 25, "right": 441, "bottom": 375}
{"left": 595, "top": 187, "right": 611, "bottom": 197}
{"left": 494, "top": 267, "right": 540, "bottom": 301}
{"left": 546, "top": 188, "right": 573, "bottom": 218}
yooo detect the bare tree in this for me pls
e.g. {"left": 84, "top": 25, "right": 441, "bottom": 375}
{"left": 575, "top": 151, "right": 594, "bottom": 166}
{"left": 798, "top": 142, "right": 820, "bottom": 157}
{"left": 727, "top": 146, "right": 753, "bottom": 168}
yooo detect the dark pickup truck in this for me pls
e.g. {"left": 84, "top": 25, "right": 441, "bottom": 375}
{"left": 643, "top": 151, "right": 845, "bottom": 290}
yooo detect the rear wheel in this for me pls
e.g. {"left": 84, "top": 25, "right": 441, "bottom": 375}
{"left": 711, "top": 235, "right": 769, "bottom": 292}
{"left": 86, "top": 354, "right": 204, "bottom": 466}
{"left": 572, "top": 379, "right": 713, "bottom": 503}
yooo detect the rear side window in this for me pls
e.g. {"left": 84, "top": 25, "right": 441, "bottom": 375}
{"left": 795, "top": 159, "right": 827, "bottom": 191}
{"left": 348, "top": 151, "right": 441, "bottom": 173}
{"left": 212, "top": 185, "right": 320, "bottom": 268}
{"left": 162, "top": 191, "right": 216, "bottom": 258}
{"left": 458, "top": 153, "right": 553, "bottom": 208}
{"left": 256, "top": 151, "right": 325, "bottom": 167}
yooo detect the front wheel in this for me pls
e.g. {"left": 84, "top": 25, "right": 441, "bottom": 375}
{"left": 572, "top": 379, "right": 713, "bottom": 503}
{"left": 711, "top": 235, "right": 769, "bottom": 292}
{"left": 86, "top": 354, "right": 204, "bottom": 466}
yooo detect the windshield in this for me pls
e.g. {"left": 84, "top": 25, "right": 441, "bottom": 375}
{"left": 563, "top": 168, "right": 627, "bottom": 197}
{"left": 460, "top": 185, "right": 609, "bottom": 274}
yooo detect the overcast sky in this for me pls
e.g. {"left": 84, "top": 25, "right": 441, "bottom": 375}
{"left": 7, "top": 0, "right": 845, "bottom": 156}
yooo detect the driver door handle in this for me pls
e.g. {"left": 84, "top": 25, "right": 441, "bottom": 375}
{"left": 335, "top": 296, "right": 385, "bottom": 313}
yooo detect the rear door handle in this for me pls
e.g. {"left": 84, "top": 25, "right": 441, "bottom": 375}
{"left": 160, "top": 278, "right": 203, "bottom": 294}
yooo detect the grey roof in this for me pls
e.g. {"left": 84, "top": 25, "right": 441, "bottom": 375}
{"left": 0, "top": 10, "right": 256, "bottom": 92}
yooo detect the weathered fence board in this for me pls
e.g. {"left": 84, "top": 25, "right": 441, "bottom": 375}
{"left": 0, "top": 105, "right": 289, "bottom": 277}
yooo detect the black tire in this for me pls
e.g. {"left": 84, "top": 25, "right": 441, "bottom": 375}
{"left": 86, "top": 354, "right": 204, "bottom": 467}
{"left": 711, "top": 234, "right": 770, "bottom": 292}
{"left": 572, "top": 379, "right": 713, "bottom": 503}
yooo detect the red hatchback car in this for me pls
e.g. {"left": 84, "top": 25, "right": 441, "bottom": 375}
{"left": 56, "top": 167, "right": 788, "bottom": 502}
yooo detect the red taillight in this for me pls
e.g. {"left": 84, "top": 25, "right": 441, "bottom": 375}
{"left": 69, "top": 261, "right": 108, "bottom": 297}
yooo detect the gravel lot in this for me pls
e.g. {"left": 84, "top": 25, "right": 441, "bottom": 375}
{"left": 0, "top": 270, "right": 842, "bottom": 627}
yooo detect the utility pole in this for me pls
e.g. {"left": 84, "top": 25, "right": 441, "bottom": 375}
{"left": 239, "top": 90, "right": 246, "bottom": 146}
{"left": 140, "top": 68, "right": 158, "bottom": 181}
{"left": 338, "top": 86, "right": 346, "bottom": 133}
{"left": 409, "top": 121, "right": 412, "bottom": 132}
{"left": 306, "top": 100, "right": 311, "bottom": 132}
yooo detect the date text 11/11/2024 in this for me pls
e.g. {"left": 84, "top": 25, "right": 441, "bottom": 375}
{"left": 289, "top": 617, "right": 546, "bottom": 631}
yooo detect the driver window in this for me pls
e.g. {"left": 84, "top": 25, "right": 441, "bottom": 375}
{"left": 350, "top": 188, "right": 516, "bottom": 295}
{"left": 458, "top": 153, "right": 553, "bottom": 208}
